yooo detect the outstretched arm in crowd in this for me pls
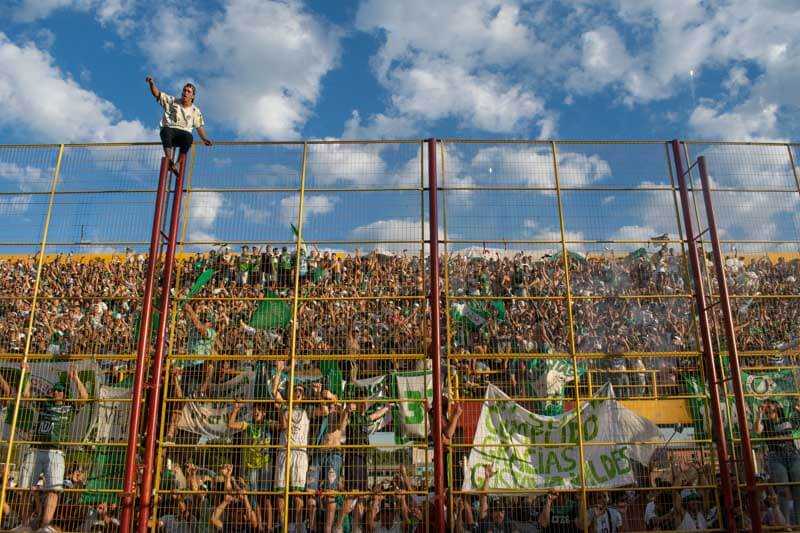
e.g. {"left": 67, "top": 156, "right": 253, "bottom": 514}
{"left": 0, "top": 370, "right": 11, "bottom": 404}
{"left": 184, "top": 303, "right": 209, "bottom": 338}
{"left": 442, "top": 402, "right": 463, "bottom": 446}
{"left": 365, "top": 485, "right": 382, "bottom": 532}
{"left": 479, "top": 463, "right": 495, "bottom": 520}
{"left": 271, "top": 360, "right": 286, "bottom": 402}
{"left": 538, "top": 490, "right": 558, "bottom": 529}
{"left": 368, "top": 404, "right": 390, "bottom": 422}
{"left": 21, "top": 361, "right": 31, "bottom": 399}
{"left": 238, "top": 477, "right": 261, "bottom": 530}
{"left": 228, "top": 401, "right": 247, "bottom": 431}
{"left": 69, "top": 363, "right": 89, "bottom": 400}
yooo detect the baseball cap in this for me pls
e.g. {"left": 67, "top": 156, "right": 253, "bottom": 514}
{"left": 681, "top": 488, "right": 701, "bottom": 501}
{"left": 52, "top": 382, "right": 67, "bottom": 393}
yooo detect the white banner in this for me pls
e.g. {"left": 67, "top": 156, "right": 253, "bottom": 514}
{"left": 89, "top": 386, "right": 132, "bottom": 444}
{"left": 176, "top": 369, "right": 255, "bottom": 440}
{"left": 463, "top": 384, "right": 663, "bottom": 490}
{"left": 395, "top": 371, "right": 432, "bottom": 440}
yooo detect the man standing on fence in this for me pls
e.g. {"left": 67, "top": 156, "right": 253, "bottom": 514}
{"left": 145, "top": 75, "right": 212, "bottom": 174}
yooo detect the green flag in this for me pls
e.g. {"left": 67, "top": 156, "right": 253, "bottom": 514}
{"left": 186, "top": 268, "right": 216, "bottom": 300}
{"left": 133, "top": 269, "right": 215, "bottom": 341}
{"left": 250, "top": 290, "right": 292, "bottom": 329}
{"left": 319, "top": 360, "right": 343, "bottom": 397}
{"left": 628, "top": 247, "right": 648, "bottom": 259}
{"left": 451, "top": 300, "right": 505, "bottom": 329}
{"left": 492, "top": 300, "right": 506, "bottom": 322}
{"left": 552, "top": 250, "right": 588, "bottom": 265}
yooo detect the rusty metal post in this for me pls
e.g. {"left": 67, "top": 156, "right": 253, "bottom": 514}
{"left": 137, "top": 153, "right": 188, "bottom": 533}
{"left": 696, "top": 154, "right": 762, "bottom": 532}
{"left": 119, "top": 156, "right": 171, "bottom": 532}
{"left": 671, "top": 140, "right": 737, "bottom": 531}
{"left": 427, "top": 138, "right": 446, "bottom": 532}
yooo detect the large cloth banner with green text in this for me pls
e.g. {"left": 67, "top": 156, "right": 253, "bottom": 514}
{"left": 395, "top": 370, "right": 433, "bottom": 440}
{"left": 177, "top": 369, "right": 255, "bottom": 440}
{"left": 463, "top": 384, "right": 663, "bottom": 490}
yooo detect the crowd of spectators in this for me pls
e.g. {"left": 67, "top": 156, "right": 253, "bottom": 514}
{"left": 0, "top": 245, "right": 799, "bottom": 531}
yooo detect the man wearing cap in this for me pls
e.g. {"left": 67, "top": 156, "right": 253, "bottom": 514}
{"left": 367, "top": 491, "right": 410, "bottom": 533}
{"left": 673, "top": 488, "right": 708, "bottom": 530}
{"left": 478, "top": 497, "right": 516, "bottom": 533}
{"left": 462, "top": 464, "right": 517, "bottom": 533}
{"left": 14, "top": 363, "right": 89, "bottom": 533}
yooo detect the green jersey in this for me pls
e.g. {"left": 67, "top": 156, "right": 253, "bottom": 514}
{"left": 34, "top": 401, "right": 75, "bottom": 448}
{"left": 187, "top": 327, "right": 216, "bottom": 356}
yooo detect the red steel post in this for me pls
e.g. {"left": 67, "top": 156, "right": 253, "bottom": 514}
{"left": 136, "top": 153, "right": 188, "bottom": 532}
{"left": 119, "top": 156, "right": 170, "bottom": 532}
{"left": 427, "top": 139, "right": 446, "bottom": 532}
{"left": 697, "top": 154, "right": 762, "bottom": 532}
{"left": 670, "top": 141, "right": 737, "bottom": 531}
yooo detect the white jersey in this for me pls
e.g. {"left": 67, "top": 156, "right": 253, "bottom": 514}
{"left": 280, "top": 407, "right": 309, "bottom": 448}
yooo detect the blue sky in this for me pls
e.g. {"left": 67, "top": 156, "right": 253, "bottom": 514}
{"left": 2, "top": 0, "right": 800, "bottom": 144}
{"left": 1, "top": 0, "right": 799, "bottom": 254}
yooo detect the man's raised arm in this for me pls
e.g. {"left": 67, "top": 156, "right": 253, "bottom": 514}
{"left": 145, "top": 76, "right": 160, "bottom": 99}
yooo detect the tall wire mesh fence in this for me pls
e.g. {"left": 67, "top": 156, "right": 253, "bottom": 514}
{"left": 0, "top": 140, "right": 796, "bottom": 531}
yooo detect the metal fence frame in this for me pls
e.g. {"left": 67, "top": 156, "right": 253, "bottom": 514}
{"left": 0, "top": 140, "right": 797, "bottom": 532}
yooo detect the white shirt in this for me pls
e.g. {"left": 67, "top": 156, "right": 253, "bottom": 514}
{"left": 158, "top": 92, "right": 205, "bottom": 132}
{"left": 588, "top": 507, "right": 622, "bottom": 533}
{"left": 677, "top": 510, "right": 708, "bottom": 531}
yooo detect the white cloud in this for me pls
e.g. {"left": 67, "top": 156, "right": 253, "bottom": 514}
{"left": 187, "top": 191, "right": 225, "bottom": 243}
{"left": 387, "top": 57, "right": 544, "bottom": 133}
{"left": 609, "top": 224, "right": 662, "bottom": 242}
{"left": 239, "top": 203, "right": 267, "bottom": 225}
{"left": 140, "top": 5, "right": 204, "bottom": 77}
{"left": 143, "top": 0, "right": 342, "bottom": 140}
{"left": 349, "top": 217, "right": 445, "bottom": 252}
{"left": 0, "top": 33, "right": 152, "bottom": 143}
{"left": 0, "top": 159, "right": 53, "bottom": 219}
{"left": 723, "top": 66, "right": 750, "bottom": 97}
{"left": 689, "top": 102, "right": 781, "bottom": 141}
{"left": 466, "top": 146, "right": 611, "bottom": 188}
{"left": 524, "top": 226, "right": 587, "bottom": 253}
{"left": 568, "top": 26, "right": 633, "bottom": 91}
{"left": 342, "top": 111, "right": 417, "bottom": 140}
{"left": 305, "top": 143, "right": 397, "bottom": 187}
{"left": 353, "top": 0, "right": 551, "bottom": 136}
{"left": 0, "top": 161, "right": 49, "bottom": 192}
{"left": 13, "top": 0, "right": 135, "bottom": 32}
{"left": 0, "top": 195, "right": 34, "bottom": 215}
{"left": 278, "top": 194, "right": 336, "bottom": 224}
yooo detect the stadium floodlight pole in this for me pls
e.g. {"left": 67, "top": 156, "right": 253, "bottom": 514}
{"left": 119, "top": 155, "right": 171, "bottom": 532}
{"left": 671, "top": 140, "right": 737, "bottom": 533}
{"left": 427, "top": 138, "right": 446, "bottom": 532}
{"left": 697, "top": 154, "right": 762, "bottom": 533}
{"left": 136, "top": 152, "right": 190, "bottom": 533}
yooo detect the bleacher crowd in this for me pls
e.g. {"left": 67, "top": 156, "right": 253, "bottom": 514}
{"left": 0, "top": 244, "right": 798, "bottom": 532}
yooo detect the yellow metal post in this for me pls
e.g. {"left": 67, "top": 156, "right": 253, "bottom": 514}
{"left": 0, "top": 144, "right": 64, "bottom": 524}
